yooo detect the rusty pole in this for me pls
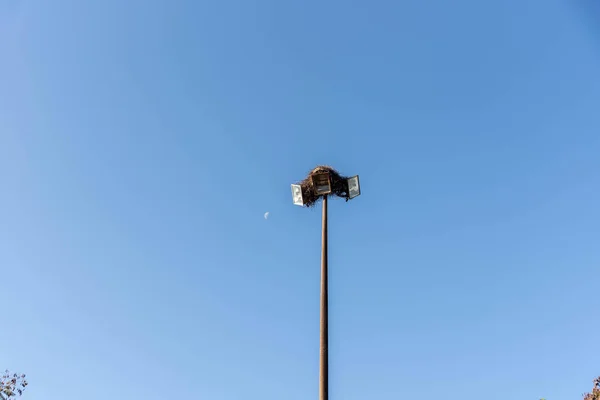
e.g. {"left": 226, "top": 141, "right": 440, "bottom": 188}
{"left": 319, "top": 195, "right": 328, "bottom": 400}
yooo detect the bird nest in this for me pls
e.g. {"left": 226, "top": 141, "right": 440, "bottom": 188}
{"left": 295, "top": 165, "right": 351, "bottom": 207}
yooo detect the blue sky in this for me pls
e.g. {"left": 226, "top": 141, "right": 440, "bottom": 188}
{"left": 1, "top": 0, "right": 599, "bottom": 399}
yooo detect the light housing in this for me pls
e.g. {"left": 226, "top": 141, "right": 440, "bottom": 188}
{"left": 291, "top": 184, "right": 304, "bottom": 206}
{"left": 311, "top": 172, "right": 332, "bottom": 195}
{"left": 347, "top": 175, "right": 360, "bottom": 199}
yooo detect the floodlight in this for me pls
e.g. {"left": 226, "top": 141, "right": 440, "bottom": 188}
{"left": 347, "top": 175, "right": 360, "bottom": 199}
{"left": 291, "top": 184, "right": 304, "bottom": 206}
{"left": 311, "top": 172, "right": 332, "bottom": 195}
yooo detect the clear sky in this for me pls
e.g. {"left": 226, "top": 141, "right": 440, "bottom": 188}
{"left": 1, "top": 0, "right": 599, "bottom": 399}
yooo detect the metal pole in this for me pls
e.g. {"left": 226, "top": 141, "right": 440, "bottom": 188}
{"left": 319, "top": 195, "right": 328, "bottom": 400}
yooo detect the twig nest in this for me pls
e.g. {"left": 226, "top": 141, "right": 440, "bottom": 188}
{"left": 296, "top": 165, "right": 350, "bottom": 207}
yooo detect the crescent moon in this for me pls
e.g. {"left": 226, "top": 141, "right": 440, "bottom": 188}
{"left": 264, "top": 212, "right": 270, "bottom": 220}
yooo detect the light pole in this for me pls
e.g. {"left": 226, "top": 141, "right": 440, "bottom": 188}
{"left": 291, "top": 166, "right": 361, "bottom": 400}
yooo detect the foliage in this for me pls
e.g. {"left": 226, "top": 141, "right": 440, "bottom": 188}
{"left": 0, "top": 371, "right": 27, "bottom": 399}
{"left": 540, "top": 376, "right": 599, "bottom": 400}
{"left": 583, "top": 377, "right": 600, "bottom": 400}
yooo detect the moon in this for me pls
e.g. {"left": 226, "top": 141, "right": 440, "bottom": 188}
{"left": 264, "top": 212, "right": 270, "bottom": 220}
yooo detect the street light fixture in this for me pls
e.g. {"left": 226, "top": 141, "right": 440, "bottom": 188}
{"left": 311, "top": 172, "right": 332, "bottom": 196}
{"left": 290, "top": 165, "right": 360, "bottom": 400}
{"left": 347, "top": 175, "right": 360, "bottom": 200}
{"left": 291, "top": 184, "right": 304, "bottom": 206}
